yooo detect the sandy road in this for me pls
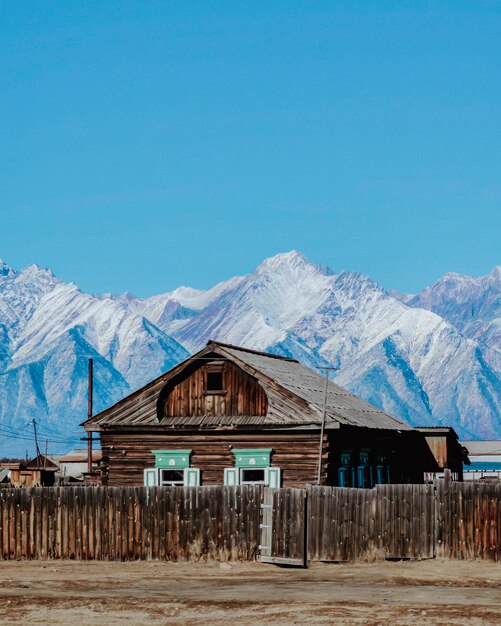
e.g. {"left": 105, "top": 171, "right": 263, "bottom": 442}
{"left": 1, "top": 559, "right": 501, "bottom": 625}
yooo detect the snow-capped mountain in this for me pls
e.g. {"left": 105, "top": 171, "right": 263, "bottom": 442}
{"left": 405, "top": 266, "right": 501, "bottom": 351}
{"left": 0, "top": 260, "right": 189, "bottom": 456}
{"left": 0, "top": 252, "right": 500, "bottom": 456}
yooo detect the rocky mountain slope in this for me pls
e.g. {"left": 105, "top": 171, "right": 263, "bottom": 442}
{"left": 0, "top": 252, "right": 500, "bottom": 456}
{"left": 405, "top": 266, "right": 501, "bottom": 351}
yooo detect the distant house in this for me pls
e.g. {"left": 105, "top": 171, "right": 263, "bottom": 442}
{"left": 461, "top": 440, "right": 501, "bottom": 481}
{"left": 83, "top": 341, "right": 464, "bottom": 488}
{"left": 57, "top": 449, "right": 102, "bottom": 483}
{"left": 10, "top": 454, "right": 59, "bottom": 487}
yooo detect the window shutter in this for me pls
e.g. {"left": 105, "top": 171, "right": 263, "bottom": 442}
{"left": 144, "top": 468, "right": 158, "bottom": 487}
{"left": 184, "top": 468, "right": 200, "bottom": 487}
{"left": 265, "top": 467, "right": 281, "bottom": 488}
{"left": 224, "top": 468, "right": 239, "bottom": 486}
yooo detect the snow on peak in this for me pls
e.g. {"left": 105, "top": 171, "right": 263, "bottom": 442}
{"left": 168, "top": 276, "right": 245, "bottom": 309}
{"left": 21, "top": 263, "right": 56, "bottom": 280}
{"left": 487, "top": 265, "right": 501, "bottom": 282}
{"left": 170, "top": 285, "right": 205, "bottom": 302}
{"left": 259, "top": 249, "right": 307, "bottom": 265}
{"left": 406, "top": 263, "right": 501, "bottom": 354}
{"left": 256, "top": 250, "right": 324, "bottom": 274}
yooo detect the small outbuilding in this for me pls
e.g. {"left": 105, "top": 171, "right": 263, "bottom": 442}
{"left": 415, "top": 427, "right": 467, "bottom": 481}
{"left": 10, "top": 454, "right": 59, "bottom": 487}
{"left": 83, "top": 340, "right": 463, "bottom": 488}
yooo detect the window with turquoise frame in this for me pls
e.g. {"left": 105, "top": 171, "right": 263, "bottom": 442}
{"left": 143, "top": 450, "right": 200, "bottom": 487}
{"left": 224, "top": 448, "right": 281, "bottom": 488}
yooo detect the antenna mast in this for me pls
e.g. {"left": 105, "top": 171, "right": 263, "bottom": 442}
{"left": 316, "top": 366, "right": 340, "bottom": 486}
{"left": 87, "top": 358, "right": 93, "bottom": 474}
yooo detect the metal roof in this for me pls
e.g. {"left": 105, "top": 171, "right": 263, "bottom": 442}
{"left": 460, "top": 441, "right": 501, "bottom": 456}
{"left": 56, "top": 449, "right": 103, "bottom": 463}
{"left": 84, "top": 340, "right": 411, "bottom": 432}
{"left": 415, "top": 426, "right": 459, "bottom": 439}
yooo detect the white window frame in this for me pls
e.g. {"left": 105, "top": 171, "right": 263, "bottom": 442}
{"left": 144, "top": 468, "right": 158, "bottom": 487}
{"left": 224, "top": 467, "right": 239, "bottom": 486}
{"left": 184, "top": 468, "right": 200, "bottom": 487}
{"left": 158, "top": 468, "right": 185, "bottom": 486}
{"left": 224, "top": 466, "right": 281, "bottom": 487}
{"left": 265, "top": 467, "right": 281, "bottom": 488}
{"left": 144, "top": 467, "right": 200, "bottom": 487}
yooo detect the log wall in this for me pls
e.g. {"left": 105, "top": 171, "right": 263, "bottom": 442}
{"left": 101, "top": 430, "right": 329, "bottom": 488}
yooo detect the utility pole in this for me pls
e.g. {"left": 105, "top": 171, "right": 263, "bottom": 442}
{"left": 87, "top": 358, "right": 93, "bottom": 474}
{"left": 44, "top": 437, "right": 48, "bottom": 469}
{"left": 32, "top": 418, "right": 41, "bottom": 461}
{"left": 316, "top": 366, "right": 340, "bottom": 486}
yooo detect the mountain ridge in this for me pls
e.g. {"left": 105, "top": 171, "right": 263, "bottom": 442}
{"left": 0, "top": 251, "right": 500, "bottom": 456}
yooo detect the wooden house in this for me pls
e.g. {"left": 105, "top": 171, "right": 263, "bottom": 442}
{"left": 56, "top": 449, "right": 103, "bottom": 483}
{"left": 83, "top": 340, "right": 459, "bottom": 488}
{"left": 10, "top": 454, "right": 59, "bottom": 487}
{"left": 459, "top": 439, "right": 500, "bottom": 481}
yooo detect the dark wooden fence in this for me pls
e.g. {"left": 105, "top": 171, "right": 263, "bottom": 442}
{"left": 0, "top": 485, "right": 261, "bottom": 561}
{"left": 260, "top": 487, "right": 306, "bottom": 566}
{"left": 446, "top": 481, "right": 501, "bottom": 560}
{"left": 2, "top": 479, "right": 501, "bottom": 563}
{"left": 307, "top": 484, "right": 435, "bottom": 561}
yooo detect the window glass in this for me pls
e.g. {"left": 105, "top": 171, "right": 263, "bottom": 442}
{"left": 160, "top": 469, "right": 184, "bottom": 485}
{"left": 206, "top": 371, "right": 223, "bottom": 391}
{"left": 240, "top": 468, "right": 266, "bottom": 484}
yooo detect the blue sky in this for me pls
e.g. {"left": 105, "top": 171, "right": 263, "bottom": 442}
{"left": 1, "top": 1, "right": 500, "bottom": 297}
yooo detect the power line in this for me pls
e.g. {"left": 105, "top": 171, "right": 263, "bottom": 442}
{"left": 0, "top": 432, "right": 80, "bottom": 445}
{"left": 0, "top": 426, "right": 81, "bottom": 445}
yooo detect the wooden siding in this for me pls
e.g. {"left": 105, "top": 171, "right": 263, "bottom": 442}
{"left": 162, "top": 361, "right": 268, "bottom": 419}
{"left": 422, "top": 433, "right": 464, "bottom": 477}
{"left": 423, "top": 435, "right": 448, "bottom": 468}
{"left": 100, "top": 429, "right": 328, "bottom": 488}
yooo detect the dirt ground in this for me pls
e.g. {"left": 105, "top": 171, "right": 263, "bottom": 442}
{"left": 1, "top": 559, "right": 501, "bottom": 625}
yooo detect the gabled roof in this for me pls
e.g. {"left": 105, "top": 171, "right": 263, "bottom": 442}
{"left": 26, "top": 454, "right": 59, "bottom": 471}
{"left": 84, "top": 340, "right": 411, "bottom": 432}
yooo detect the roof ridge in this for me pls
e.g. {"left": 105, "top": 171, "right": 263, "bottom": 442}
{"left": 207, "top": 340, "right": 298, "bottom": 362}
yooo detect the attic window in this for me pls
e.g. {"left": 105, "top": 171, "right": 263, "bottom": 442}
{"left": 206, "top": 371, "right": 224, "bottom": 392}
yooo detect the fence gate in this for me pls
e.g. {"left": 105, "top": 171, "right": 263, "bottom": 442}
{"left": 259, "top": 487, "right": 307, "bottom": 566}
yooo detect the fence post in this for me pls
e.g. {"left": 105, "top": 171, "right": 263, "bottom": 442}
{"left": 304, "top": 486, "right": 310, "bottom": 568}
{"left": 435, "top": 469, "right": 451, "bottom": 558}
